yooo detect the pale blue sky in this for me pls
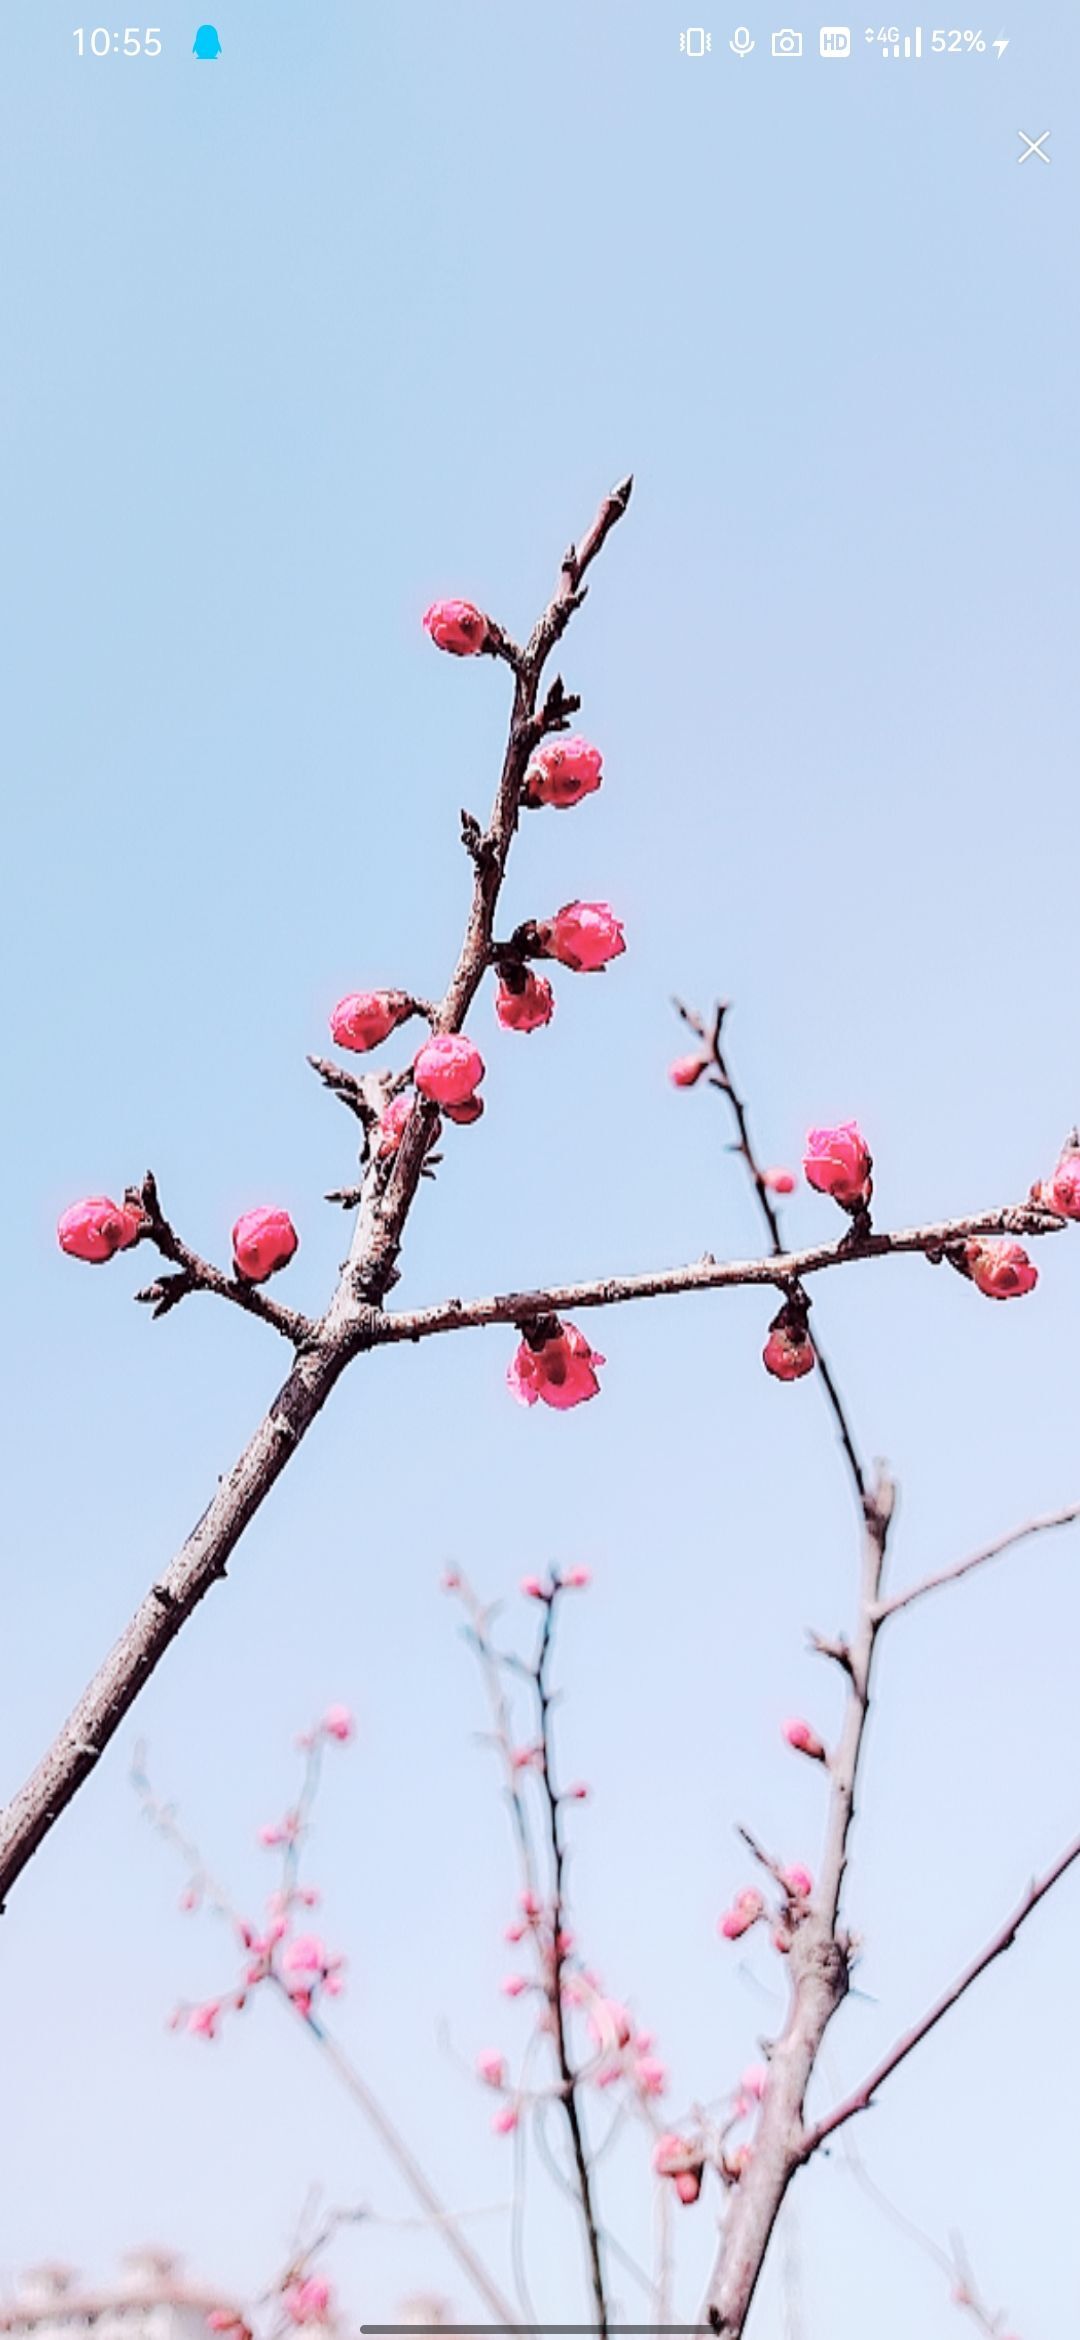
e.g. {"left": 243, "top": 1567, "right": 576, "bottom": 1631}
{"left": 1, "top": 3, "right": 1078, "bottom": 2333}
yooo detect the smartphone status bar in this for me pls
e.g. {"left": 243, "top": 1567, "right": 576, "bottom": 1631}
{"left": 678, "top": 25, "right": 1011, "bottom": 59}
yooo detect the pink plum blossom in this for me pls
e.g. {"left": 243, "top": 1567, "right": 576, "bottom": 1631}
{"left": 964, "top": 1238, "right": 1038, "bottom": 1300}
{"left": 58, "top": 1194, "right": 142, "bottom": 1264}
{"left": 501, "top": 1974, "right": 529, "bottom": 1997}
{"left": 783, "top": 1717, "right": 826, "bottom": 1761}
{"left": 669, "top": 1055, "right": 707, "bottom": 1088}
{"left": 187, "top": 2001, "right": 222, "bottom": 2041}
{"left": 492, "top": 2104, "right": 518, "bottom": 2135}
{"left": 763, "top": 1166, "right": 797, "bottom": 1194}
{"left": 783, "top": 1864, "right": 814, "bottom": 1899}
{"left": 508, "top": 1321, "right": 605, "bottom": 1410}
{"left": 422, "top": 599, "right": 488, "bottom": 656}
{"left": 232, "top": 1208, "right": 298, "bottom": 1284}
{"left": 282, "top": 2278, "right": 332, "bottom": 2326}
{"left": 562, "top": 1565, "right": 592, "bottom": 1589}
{"left": 803, "top": 1122, "right": 873, "bottom": 1210}
{"left": 524, "top": 735, "right": 604, "bottom": 811}
{"left": 495, "top": 969, "right": 555, "bottom": 1033}
{"left": 719, "top": 1888, "right": 765, "bottom": 1942}
{"left": 321, "top": 1704, "right": 354, "bottom": 1743}
{"left": 1038, "top": 1142, "right": 1080, "bottom": 1220}
{"left": 476, "top": 2048, "right": 507, "bottom": 2089}
{"left": 376, "top": 1091, "right": 441, "bottom": 1160}
{"left": 413, "top": 1033, "right": 485, "bottom": 1107}
{"left": 763, "top": 1319, "right": 816, "bottom": 1382}
{"left": 538, "top": 901, "right": 626, "bottom": 973}
{"left": 329, "top": 990, "right": 412, "bottom": 1054}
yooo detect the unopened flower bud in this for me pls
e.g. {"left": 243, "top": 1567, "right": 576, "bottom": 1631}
{"left": 524, "top": 735, "right": 604, "bottom": 811}
{"left": 804, "top": 1122, "right": 873, "bottom": 1211}
{"left": 783, "top": 1718, "right": 827, "bottom": 1762}
{"left": 963, "top": 1237, "right": 1038, "bottom": 1300}
{"left": 58, "top": 1194, "right": 142, "bottom": 1264}
{"left": 329, "top": 990, "right": 412, "bottom": 1053}
{"left": 423, "top": 599, "right": 488, "bottom": 656}
{"left": 232, "top": 1208, "right": 298, "bottom": 1283}
{"left": 537, "top": 901, "right": 626, "bottom": 973}
{"left": 494, "top": 968, "right": 555, "bottom": 1033}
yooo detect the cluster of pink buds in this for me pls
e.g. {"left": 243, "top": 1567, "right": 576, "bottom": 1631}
{"left": 473, "top": 2044, "right": 518, "bottom": 2134}
{"left": 519, "top": 1564, "right": 592, "bottom": 1599}
{"left": 653, "top": 2130, "right": 705, "bottom": 2206}
{"left": 508, "top": 1320, "right": 605, "bottom": 1411}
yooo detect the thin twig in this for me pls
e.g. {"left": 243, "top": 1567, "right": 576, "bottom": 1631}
{"left": 802, "top": 1825, "right": 1080, "bottom": 2155}
{"left": 674, "top": 999, "right": 868, "bottom": 1505}
{"left": 876, "top": 1501, "right": 1080, "bottom": 1621}
{"left": 131, "top": 1171, "right": 315, "bottom": 1345}
{"left": 373, "top": 1205, "right": 1064, "bottom": 1349}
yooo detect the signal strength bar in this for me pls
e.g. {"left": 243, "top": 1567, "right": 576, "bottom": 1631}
{"left": 882, "top": 25, "right": 923, "bottom": 55}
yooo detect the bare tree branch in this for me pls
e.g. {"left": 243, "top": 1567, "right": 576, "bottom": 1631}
{"left": 674, "top": 998, "right": 867, "bottom": 1505}
{"left": 875, "top": 1500, "right": 1080, "bottom": 1622}
{"left": 0, "top": 480, "right": 634, "bottom": 1915}
{"left": 131, "top": 1170, "right": 315, "bottom": 1344}
{"left": 802, "top": 1826, "right": 1080, "bottom": 2156}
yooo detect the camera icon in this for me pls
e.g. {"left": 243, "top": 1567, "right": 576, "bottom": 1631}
{"left": 771, "top": 27, "right": 804, "bottom": 55}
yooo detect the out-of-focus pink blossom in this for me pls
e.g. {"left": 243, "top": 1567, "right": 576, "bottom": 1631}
{"left": 495, "top": 969, "right": 555, "bottom": 1033}
{"left": 321, "top": 1704, "right": 354, "bottom": 1743}
{"left": 187, "top": 2001, "right": 222, "bottom": 2040}
{"left": 562, "top": 1565, "right": 592, "bottom": 1589}
{"left": 653, "top": 2133, "right": 703, "bottom": 2204}
{"left": 329, "top": 991, "right": 412, "bottom": 1054}
{"left": 423, "top": 599, "right": 488, "bottom": 656}
{"left": 232, "top": 1207, "right": 298, "bottom": 1284}
{"left": 669, "top": 1055, "right": 707, "bottom": 1089}
{"left": 803, "top": 1122, "right": 873, "bottom": 1210}
{"left": 783, "top": 1717, "right": 827, "bottom": 1761}
{"left": 538, "top": 901, "right": 626, "bottom": 973}
{"left": 476, "top": 2047, "right": 507, "bottom": 2088}
{"left": 501, "top": 1974, "right": 529, "bottom": 1997}
{"left": 738, "top": 2063, "right": 768, "bottom": 2103}
{"left": 508, "top": 1321, "right": 605, "bottom": 1410}
{"left": 762, "top": 1166, "right": 796, "bottom": 1195}
{"left": 719, "top": 1888, "right": 765, "bottom": 1942}
{"left": 283, "top": 2278, "right": 332, "bottom": 2326}
{"left": 58, "top": 1195, "right": 142, "bottom": 1264}
{"left": 634, "top": 2055, "right": 667, "bottom": 2097}
{"left": 520, "top": 1889, "right": 543, "bottom": 1918}
{"left": 520, "top": 1574, "right": 548, "bottom": 1600}
{"left": 564, "top": 1782, "right": 590, "bottom": 1801}
{"left": 1038, "top": 1142, "right": 1080, "bottom": 1220}
{"left": 510, "top": 1744, "right": 541, "bottom": 1772}
{"left": 725, "top": 2143, "right": 753, "bottom": 2183}
{"left": 413, "top": 1033, "right": 485, "bottom": 1107}
{"left": 964, "top": 1238, "right": 1038, "bottom": 1300}
{"left": 589, "top": 1998, "right": 633, "bottom": 2051}
{"left": 524, "top": 735, "right": 604, "bottom": 810}
{"left": 783, "top": 1864, "right": 813, "bottom": 1900}
{"left": 492, "top": 2103, "right": 519, "bottom": 2135}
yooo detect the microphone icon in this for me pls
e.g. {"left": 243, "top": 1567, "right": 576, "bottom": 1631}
{"left": 730, "top": 25, "right": 755, "bottom": 53}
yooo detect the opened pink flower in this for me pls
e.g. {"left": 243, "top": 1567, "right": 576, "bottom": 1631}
{"left": 804, "top": 1122, "right": 873, "bottom": 1210}
{"left": 413, "top": 1033, "right": 485, "bottom": 1107}
{"left": 964, "top": 1238, "right": 1038, "bottom": 1301}
{"left": 524, "top": 734, "right": 603, "bottom": 810}
{"left": 58, "top": 1195, "right": 142, "bottom": 1264}
{"left": 539, "top": 901, "right": 626, "bottom": 973}
{"left": 232, "top": 1208, "right": 298, "bottom": 1284}
{"left": 495, "top": 968, "right": 555, "bottom": 1033}
{"left": 329, "top": 990, "right": 412, "bottom": 1054}
{"left": 508, "top": 1321, "right": 605, "bottom": 1410}
{"left": 422, "top": 599, "right": 488, "bottom": 656}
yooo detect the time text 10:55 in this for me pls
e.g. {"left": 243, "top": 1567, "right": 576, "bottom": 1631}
{"left": 73, "top": 28, "right": 162, "bottom": 54}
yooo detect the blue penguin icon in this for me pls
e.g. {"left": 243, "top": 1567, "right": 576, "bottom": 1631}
{"left": 193, "top": 24, "right": 222, "bottom": 58}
